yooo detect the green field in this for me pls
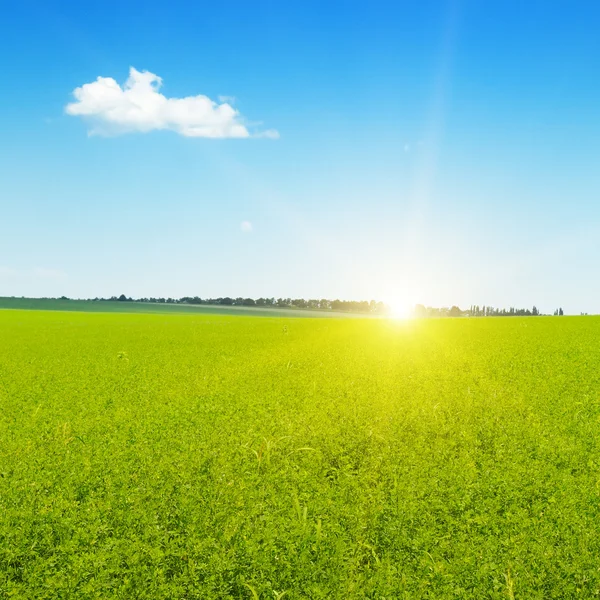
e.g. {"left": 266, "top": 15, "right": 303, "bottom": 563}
{"left": 1, "top": 310, "right": 600, "bottom": 598}
{"left": 0, "top": 297, "right": 363, "bottom": 318}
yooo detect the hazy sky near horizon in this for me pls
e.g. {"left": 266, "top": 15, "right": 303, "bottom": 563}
{"left": 1, "top": 1, "right": 600, "bottom": 314}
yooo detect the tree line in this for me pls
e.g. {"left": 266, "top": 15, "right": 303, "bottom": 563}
{"left": 59, "top": 295, "right": 570, "bottom": 317}
{"left": 95, "top": 295, "right": 389, "bottom": 314}
{"left": 414, "top": 304, "right": 566, "bottom": 317}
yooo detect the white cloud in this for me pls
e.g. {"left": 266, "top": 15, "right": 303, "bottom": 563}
{"left": 240, "top": 221, "right": 253, "bottom": 232}
{"left": 218, "top": 95, "right": 236, "bottom": 104}
{"left": 255, "top": 129, "right": 280, "bottom": 139}
{"left": 66, "top": 67, "right": 278, "bottom": 139}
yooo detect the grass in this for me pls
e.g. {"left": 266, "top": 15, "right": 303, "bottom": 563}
{"left": 1, "top": 309, "right": 600, "bottom": 598}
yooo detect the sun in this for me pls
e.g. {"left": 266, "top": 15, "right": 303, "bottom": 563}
{"left": 383, "top": 285, "right": 419, "bottom": 319}
{"left": 388, "top": 299, "right": 413, "bottom": 319}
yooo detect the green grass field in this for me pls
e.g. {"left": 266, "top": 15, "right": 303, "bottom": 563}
{"left": 0, "top": 297, "right": 362, "bottom": 318}
{"left": 2, "top": 309, "right": 600, "bottom": 598}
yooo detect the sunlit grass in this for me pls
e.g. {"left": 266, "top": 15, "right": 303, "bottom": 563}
{"left": 1, "top": 310, "right": 599, "bottom": 598}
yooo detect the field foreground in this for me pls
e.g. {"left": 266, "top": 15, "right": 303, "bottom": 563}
{"left": 1, "top": 310, "right": 600, "bottom": 598}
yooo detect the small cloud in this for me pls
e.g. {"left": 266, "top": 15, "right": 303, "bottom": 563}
{"left": 240, "top": 221, "right": 253, "bottom": 232}
{"left": 218, "top": 95, "right": 236, "bottom": 104}
{"left": 404, "top": 143, "right": 410, "bottom": 152}
{"left": 256, "top": 129, "right": 280, "bottom": 139}
{"left": 66, "top": 67, "right": 278, "bottom": 139}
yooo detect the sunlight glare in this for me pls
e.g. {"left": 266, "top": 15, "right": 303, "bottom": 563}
{"left": 388, "top": 299, "right": 413, "bottom": 320}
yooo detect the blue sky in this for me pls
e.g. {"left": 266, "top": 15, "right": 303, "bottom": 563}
{"left": 1, "top": 0, "right": 599, "bottom": 314}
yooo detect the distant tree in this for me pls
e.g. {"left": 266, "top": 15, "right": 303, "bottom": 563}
{"left": 532, "top": 306, "right": 539, "bottom": 316}
{"left": 331, "top": 299, "right": 343, "bottom": 311}
{"left": 412, "top": 304, "right": 426, "bottom": 318}
{"left": 358, "top": 300, "right": 370, "bottom": 312}
{"left": 559, "top": 307, "right": 564, "bottom": 316}
{"left": 117, "top": 294, "right": 128, "bottom": 302}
